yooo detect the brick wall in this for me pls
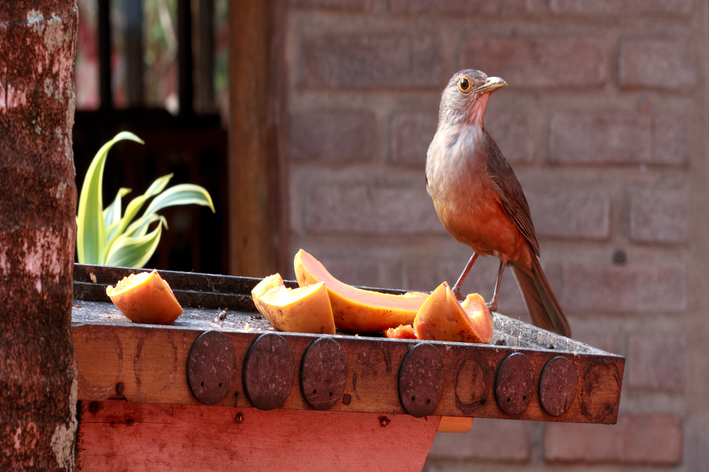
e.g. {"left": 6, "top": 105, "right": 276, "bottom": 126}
{"left": 283, "top": 0, "right": 708, "bottom": 470}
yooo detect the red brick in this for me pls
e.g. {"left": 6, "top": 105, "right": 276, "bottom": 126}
{"left": 391, "top": 111, "right": 437, "bottom": 166}
{"left": 461, "top": 38, "right": 607, "bottom": 88}
{"left": 628, "top": 333, "right": 686, "bottom": 392}
{"left": 428, "top": 418, "right": 532, "bottom": 462}
{"left": 653, "top": 112, "right": 690, "bottom": 165}
{"left": 289, "top": 110, "right": 377, "bottom": 162}
{"left": 391, "top": 0, "right": 532, "bottom": 15}
{"left": 620, "top": 39, "right": 696, "bottom": 90}
{"left": 550, "top": 112, "right": 689, "bottom": 165}
{"left": 485, "top": 111, "right": 536, "bottom": 163}
{"left": 303, "top": 35, "right": 443, "bottom": 89}
{"left": 403, "top": 256, "right": 530, "bottom": 316}
{"left": 525, "top": 184, "right": 610, "bottom": 240}
{"left": 560, "top": 264, "right": 687, "bottom": 313}
{"left": 549, "top": 0, "right": 692, "bottom": 15}
{"left": 545, "top": 414, "right": 683, "bottom": 465}
{"left": 289, "top": 0, "right": 370, "bottom": 10}
{"left": 304, "top": 183, "right": 444, "bottom": 234}
{"left": 629, "top": 186, "right": 688, "bottom": 244}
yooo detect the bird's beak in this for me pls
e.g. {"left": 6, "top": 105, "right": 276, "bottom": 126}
{"left": 474, "top": 77, "right": 507, "bottom": 94}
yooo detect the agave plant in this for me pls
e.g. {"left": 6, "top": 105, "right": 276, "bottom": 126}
{"left": 76, "top": 131, "right": 215, "bottom": 268}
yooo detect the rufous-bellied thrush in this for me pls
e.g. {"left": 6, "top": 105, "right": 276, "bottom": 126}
{"left": 426, "top": 69, "right": 572, "bottom": 337}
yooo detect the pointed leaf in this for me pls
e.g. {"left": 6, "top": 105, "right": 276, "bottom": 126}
{"left": 104, "top": 188, "right": 131, "bottom": 239}
{"left": 107, "top": 214, "right": 167, "bottom": 260}
{"left": 106, "top": 222, "right": 164, "bottom": 269}
{"left": 126, "top": 214, "right": 169, "bottom": 239}
{"left": 76, "top": 132, "right": 143, "bottom": 264}
{"left": 143, "top": 184, "right": 216, "bottom": 216}
{"left": 105, "top": 174, "right": 174, "bottom": 255}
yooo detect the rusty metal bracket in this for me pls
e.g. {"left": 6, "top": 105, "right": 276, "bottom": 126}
{"left": 300, "top": 337, "right": 348, "bottom": 410}
{"left": 495, "top": 352, "right": 534, "bottom": 416}
{"left": 398, "top": 342, "right": 444, "bottom": 417}
{"left": 539, "top": 356, "right": 578, "bottom": 417}
{"left": 186, "top": 331, "right": 237, "bottom": 405}
{"left": 242, "top": 333, "right": 295, "bottom": 410}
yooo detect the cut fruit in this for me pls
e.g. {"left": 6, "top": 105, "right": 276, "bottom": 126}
{"left": 414, "top": 282, "right": 493, "bottom": 344}
{"left": 252, "top": 273, "right": 336, "bottom": 335}
{"left": 383, "top": 324, "right": 419, "bottom": 340}
{"left": 106, "top": 269, "right": 183, "bottom": 325}
{"left": 294, "top": 249, "right": 429, "bottom": 333}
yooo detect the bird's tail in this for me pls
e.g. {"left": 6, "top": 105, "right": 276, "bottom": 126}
{"left": 511, "top": 257, "right": 572, "bottom": 338}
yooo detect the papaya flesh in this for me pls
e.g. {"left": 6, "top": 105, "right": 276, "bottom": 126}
{"left": 294, "top": 249, "right": 429, "bottom": 333}
{"left": 383, "top": 324, "right": 419, "bottom": 340}
{"left": 106, "top": 269, "right": 183, "bottom": 325}
{"left": 252, "top": 273, "right": 336, "bottom": 335}
{"left": 414, "top": 282, "right": 493, "bottom": 344}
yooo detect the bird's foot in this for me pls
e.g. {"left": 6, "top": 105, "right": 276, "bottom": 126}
{"left": 486, "top": 301, "right": 497, "bottom": 313}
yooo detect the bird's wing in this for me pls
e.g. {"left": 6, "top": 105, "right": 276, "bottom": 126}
{"left": 484, "top": 131, "right": 540, "bottom": 256}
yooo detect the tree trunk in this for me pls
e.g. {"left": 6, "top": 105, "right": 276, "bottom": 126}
{"left": 0, "top": 1, "right": 79, "bottom": 470}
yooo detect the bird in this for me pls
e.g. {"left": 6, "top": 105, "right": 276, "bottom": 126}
{"left": 425, "top": 69, "right": 572, "bottom": 338}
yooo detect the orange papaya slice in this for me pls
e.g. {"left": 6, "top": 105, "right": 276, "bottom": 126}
{"left": 294, "top": 249, "right": 429, "bottom": 333}
{"left": 414, "top": 282, "right": 493, "bottom": 344}
{"left": 106, "top": 269, "right": 183, "bottom": 325}
{"left": 251, "top": 273, "right": 336, "bottom": 335}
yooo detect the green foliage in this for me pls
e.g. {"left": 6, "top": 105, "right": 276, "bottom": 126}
{"left": 76, "top": 132, "right": 215, "bottom": 268}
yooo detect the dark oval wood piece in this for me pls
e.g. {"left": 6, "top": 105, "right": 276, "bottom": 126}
{"left": 243, "top": 333, "right": 295, "bottom": 410}
{"left": 398, "top": 342, "right": 444, "bottom": 418}
{"left": 495, "top": 352, "right": 534, "bottom": 416}
{"left": 300, "top": 337, "right": 348, "bottom": 410}
{"left": 187, "top": 331, "right": 237, "bottom": 405}
{"left": 539, "top": 356, "right": 578, "bottom": 417}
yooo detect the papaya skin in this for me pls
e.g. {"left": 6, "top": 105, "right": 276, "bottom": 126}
{"left": 106, "top": 269, "right": 183, "bottom": 325}
{"left": 294, "top": 249, "right": 429, "bottom": 333}
{"left": 414, "top": 282, "right": 493, "bottom": 344}
{"left": 251, "top": 273, "right": 336, "bottom": 335}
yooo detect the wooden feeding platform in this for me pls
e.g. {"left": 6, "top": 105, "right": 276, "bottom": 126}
{"left": 72, "top": 264, "right": 624, "bottom": 471}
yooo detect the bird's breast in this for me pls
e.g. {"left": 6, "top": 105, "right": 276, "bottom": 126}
{"left": 426, "top": 125, "right": 529, "bottom": 261}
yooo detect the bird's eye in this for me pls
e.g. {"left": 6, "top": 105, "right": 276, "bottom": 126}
{"left": 458, "top": 77, "right": 472, "bottom": 93}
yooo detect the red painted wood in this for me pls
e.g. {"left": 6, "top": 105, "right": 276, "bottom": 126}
{"left": 79, "top": 401, "right": 441, "bottom": 471}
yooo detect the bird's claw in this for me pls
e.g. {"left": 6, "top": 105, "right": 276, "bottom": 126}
{"left": 486, "top": 301, "right": 497, "bottom": 313}
{"left": 452, "top": 286, "right": 465, "bottom": 302}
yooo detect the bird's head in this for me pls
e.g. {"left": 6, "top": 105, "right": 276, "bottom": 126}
{"left": 438, "top": 69, "right": 507, "bottom": 128}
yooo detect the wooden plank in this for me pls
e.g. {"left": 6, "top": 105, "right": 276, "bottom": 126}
{"left": 73, "top": 323, "right": 624, "bottom": 424}
{"left": 78, "top": 401, "right": 440, "bottom": 471}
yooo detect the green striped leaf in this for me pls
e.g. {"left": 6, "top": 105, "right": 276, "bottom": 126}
{"left": 106, "top": 221, "right": 164, "bottom": 268}
{"left": 76, "top": 132, "right": 143, "bottom": 264}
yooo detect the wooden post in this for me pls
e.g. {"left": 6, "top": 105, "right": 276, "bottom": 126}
{"left": 228, "top": 0, "right": 286, "bottom": 277}
{"left": 0, "top": 1, "right": 78, "bottom": 469}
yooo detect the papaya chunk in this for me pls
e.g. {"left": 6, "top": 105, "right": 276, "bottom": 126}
{"left": 251, "top": 273, "right": 336, "bottom": 335}
{"left": 383, "top": 324, "right": 419, "bottom": 339}
{"left": 106, "top": 269, "right": 183, "bottom": 325}
{"left": 294, "top": 249, "right": 429, "bottom": 333}
{"left": 414, "top": 282, "right": 493, "bottom": 344}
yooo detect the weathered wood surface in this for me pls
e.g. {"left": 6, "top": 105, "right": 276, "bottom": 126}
{"left": 78, "top": 401, "right": 440, "bottom": 471}
{"left": 72, "top": 316, "right": 623, "bottom": 424}
{"left": 72, "top": 263, "right": 624, "bottom": 425}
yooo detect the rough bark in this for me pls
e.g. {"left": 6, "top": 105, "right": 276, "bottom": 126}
{"left": 0, "top": 1, "right": 79, "bottom": 470}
